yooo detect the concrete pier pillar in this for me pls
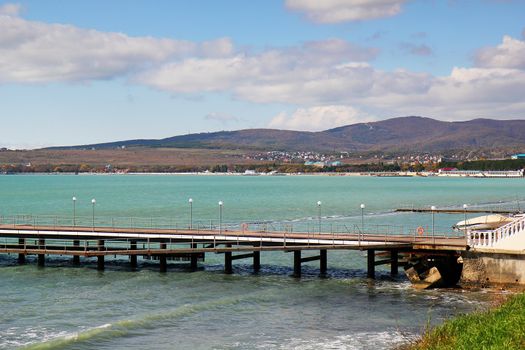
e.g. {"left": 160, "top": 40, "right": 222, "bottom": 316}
{"left": 293, "top": 250, "right": 301, "bottom": 277}
{"left": 73, "top": 240, "right": 80, "bottom": 265}
{"left": 390, "top": 250, "right": 399, "bottom": 276}
{"left": 225, "top": 244, "right": 233, "bottom": 274}
{"left": 190, "top": 243, "right": 198, "bottom": 269}
{"left": 320, "top": 249, "right": 327, "bottom": 275}
{"left": 130, "top": 240, "right": 137, "bottom": 268}
{"left": 18, "top": 238, "right": 25, "bottom": 264}
{"left": 159, "top": 242, "right": 167, "bottom": 272}
{"left": 97, "top": 240, "right": 104, "bottom": 271}
{"left": 367, "top": 249, "right": 375, "bottom": 279}
{"left": 38, "top": 238, "right": 45, "bottom": 267}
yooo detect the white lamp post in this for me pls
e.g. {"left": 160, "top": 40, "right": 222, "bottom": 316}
{"left": 317, "top": 201, "right": 322, "bottom": 233}
{"left": 431, "top": 205, "right": 436, "bottom": 243}
{"left": 463, "top": 204, "right": 468, "bottom": 236}
{"left": 189, "top": 198, "right": 193, "bottom": 229}
{"left": 72, "top": 196, "right": 77, "bottom": 227}
{"left": 360, "top": 203, "right": 366, "bottom": 230}
{"left": 91, "top": 199, "right": 96, "bottom": 229}
{"left": 218, "top": 201, "right": 223, "bottom": 235}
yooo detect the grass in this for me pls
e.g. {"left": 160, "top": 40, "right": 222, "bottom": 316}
{"left": 409, "top": 292, "right": 525, "bottom": 350}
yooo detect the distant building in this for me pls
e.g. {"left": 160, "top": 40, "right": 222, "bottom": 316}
{"left": 438, "top": 167, "right": 458, "bottom": 173}
{"left": 305, "top": 161, "right": 325, "bottom": 167}
{"left": 511, "top": 154, "right": 525, "bottom": 159}
{"left": 437, "top": 169, "right": 524, "bottom": 177}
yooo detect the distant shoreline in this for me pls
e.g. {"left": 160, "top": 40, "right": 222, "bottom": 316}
{"left": 1, "top": 171, "right": 524, "bottom": 178}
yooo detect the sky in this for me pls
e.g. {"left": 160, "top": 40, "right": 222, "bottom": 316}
{"left": 0, "top": 0, "right": 524, "bottom": 149}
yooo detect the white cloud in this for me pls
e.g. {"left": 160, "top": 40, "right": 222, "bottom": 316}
{"left": 474, "top": 35, "right": 525, "bottom": 69}
{"left": 361, "top": 67, "right": 525, "bottom": 119}
{"left": 268, "top": 105, "right": 374, "bottom": 131}
{"left": 140, "top": 31, "right": 525, "bottom": 121}
{"left": 285, "top": 0, "right": 408, "bottom": 23}
{"left": 0, "top": 13, "right": 233, "bottom": 83}
{"left": 0, "top": 3, "right": 21, "bottom": 16}
{"left": 1, "top": 10, "right": 525, "bottom": 123}
{"left": 138, "top": 39, "right": 380, "bottom": 102}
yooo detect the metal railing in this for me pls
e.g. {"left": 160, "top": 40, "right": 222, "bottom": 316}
{"left": 0, "top": 213, "right": 464, "bottom": 241}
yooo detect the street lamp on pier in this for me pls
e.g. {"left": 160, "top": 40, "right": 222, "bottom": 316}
{"left": 72, "top": 196, "right": 77, "bottom": 227}
{"left": 317, "top": 201, "right": 322, "bottom": 233}
{"left": 218, "top": 201, "right": 223, "bottom": 235}
{"left": 431, "top": 205, "right": 436, "bottom": 243}
{"left": 463, "top": 204, "right": 468, "bottom": 236}
{"left": 360, "top": 203, "right": 366, "bottom": 231}
{"left": 189, "top": 198, "right": 193, "bottom": 230}
{"left": 91, "top": 199, "right": 96, "bottom": 230}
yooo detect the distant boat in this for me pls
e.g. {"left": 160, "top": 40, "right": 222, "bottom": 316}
{"left": 454, "top": 214, "right": 514, "bottom": 231}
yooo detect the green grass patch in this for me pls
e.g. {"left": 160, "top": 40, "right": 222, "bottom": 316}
{"left": 410, "top": 293, "right": 525, "bottom": 350}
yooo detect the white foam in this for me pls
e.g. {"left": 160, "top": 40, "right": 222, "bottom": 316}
{"left": 243, "top": 331, "right": 417, "bottom": 350}
{"left": 0, "top": 326, "right": 72, "bottom": 349}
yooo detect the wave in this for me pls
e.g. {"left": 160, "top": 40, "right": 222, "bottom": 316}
{"left": 20, "top": 290, "right": 274, "bottom": 350}
{"left": 243, "top": 331, "right": 417, "bottom": 350}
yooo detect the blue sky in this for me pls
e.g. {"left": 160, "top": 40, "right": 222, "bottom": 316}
{"left": 0, "top": 0, "right": 524, "bottom": 148}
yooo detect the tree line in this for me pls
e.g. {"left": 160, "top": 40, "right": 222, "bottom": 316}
{"left": 2, "top": 159, "right": 525, "bottom": 174}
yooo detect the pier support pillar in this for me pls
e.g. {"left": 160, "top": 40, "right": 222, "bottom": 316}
{"left": 159, "top": 242, "right": 167, "bottom": 273}
{"left": 73, "top": 240, "right": 80, "bottom": 265}
{"left": 130, "top": 240, "right": 137, "bottom": 268}
{"left": 97, "top": 240, "right": 104, "bottom": 271}
{"left": 253, "top": 249, "right": 261, "bottom": 273}
{"left": 37, "top": 238, "right": 45, "bottom": 267}
{"left": 18, "top": 238, "right": 25, "bottom": 264}
{"left": 225, "top": 244, "right": 233, "bottom": 274}
{"left": 320, "top": 249, "right": 327, "bottom": 275}
{"left": 367, "top": 249, "right": 375, "bottom": 279}
{"left": 390, "top": 250, "right": 399, "bottom": 276}
{"left": 190, "top": 243, "right": 198, "bottom": 269}
{"left": 293, "top": 250, "right": 301, "bottom": 278}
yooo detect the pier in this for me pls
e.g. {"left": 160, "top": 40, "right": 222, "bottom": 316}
{"left": 0, "top": 215, "right": 467, "bottom": 279}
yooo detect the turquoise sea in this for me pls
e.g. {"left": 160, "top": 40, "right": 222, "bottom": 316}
{"left": 0, "top": 175, "right": 523, "bottom": 349}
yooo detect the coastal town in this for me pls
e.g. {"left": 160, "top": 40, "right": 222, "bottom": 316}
{"left": 2, "top": 148, "right": 525, "bottom": 177}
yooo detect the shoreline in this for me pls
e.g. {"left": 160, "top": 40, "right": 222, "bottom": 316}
{"left": 404, "top": 291, "right": 525, "bottom": 349}
{"left": 1, "top": 171, "right": 524, "bottom": 178}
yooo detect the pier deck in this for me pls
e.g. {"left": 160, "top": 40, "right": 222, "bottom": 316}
{"left": 0, "top": 220, "right": 467, "bottom": 277}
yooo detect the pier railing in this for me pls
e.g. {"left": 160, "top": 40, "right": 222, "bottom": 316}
{"left": 0, "top": 214, "right": 463, "bottom": 239}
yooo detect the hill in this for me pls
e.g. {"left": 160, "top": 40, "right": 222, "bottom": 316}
{"left": 48, "top": 116, "right": 525, "bottom": 153}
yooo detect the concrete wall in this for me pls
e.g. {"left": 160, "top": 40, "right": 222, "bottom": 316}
{"left": 492, "top": 230, "right": 525, "bottom": 250}
{"left": 461, "top": 251, "right": 525, "bottom": 286}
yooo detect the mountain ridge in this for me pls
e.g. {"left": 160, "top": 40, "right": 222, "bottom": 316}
{"left": 48, "top": 116, "right": 525, "bottom": 153}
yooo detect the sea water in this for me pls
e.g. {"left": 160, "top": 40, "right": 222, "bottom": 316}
{"left": 0, "top": 175, "right": 522, "bottom": 349}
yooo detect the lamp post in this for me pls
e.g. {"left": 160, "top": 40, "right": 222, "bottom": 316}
{"left": 91, "top": 199, "right": 96, "bottom": 229}
{"left": 189, "top": 198, "right": 193, "bottom": 230}
{"left": 317, "top": 201, "right": 322, "bottom": 233}
{"left": 72, "top": 196, "right": 77, "bottom": 227}
{"left": 360, "top": 203, "right": 365, "bottom": 230}
{"left": 218, "top": 201, "right": 223, "bottom": 235}
{"left": 431, "top": 205, "right": 436, "bottom": 243}
{"left": 463, "top": 204, "right": 468, "bottom": 236}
